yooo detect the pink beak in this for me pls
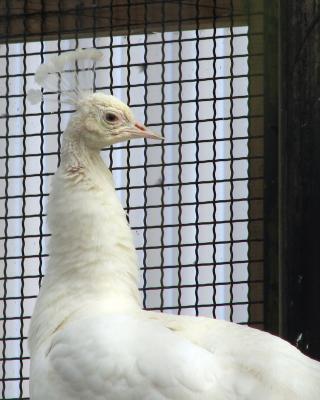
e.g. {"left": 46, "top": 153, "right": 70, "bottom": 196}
{"left": 131, "top": 122, "right": 164, "bottom": 140}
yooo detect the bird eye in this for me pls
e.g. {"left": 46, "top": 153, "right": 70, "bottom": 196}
{"left": 104, "top": 113, "right": 118, "bottom": 123}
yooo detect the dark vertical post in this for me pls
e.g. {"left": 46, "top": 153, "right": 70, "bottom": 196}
{"left": 263, "top": 0, "right": 280, "bottom": 335}
{"left": 280, "top": 0, "right": 320, "bottom": 360}
{"left": 247, "top": 0, "right": 268, "bottom": 331}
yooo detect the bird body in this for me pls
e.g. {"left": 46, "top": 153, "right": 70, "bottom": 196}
{"left": 28, "top": 51, "right": 320, "bottom": 400}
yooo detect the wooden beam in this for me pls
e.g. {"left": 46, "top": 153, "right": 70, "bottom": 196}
{"left": 0, "top": 0, "right": 260, "bottom": 43}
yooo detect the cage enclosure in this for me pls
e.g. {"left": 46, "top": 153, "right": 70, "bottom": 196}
{"left": 0, "top": 0, "right": 279, "bottom": 398}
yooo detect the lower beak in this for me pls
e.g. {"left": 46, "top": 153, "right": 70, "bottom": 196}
{"left": 130, "top": 122, "right": 164, "bottom": 140}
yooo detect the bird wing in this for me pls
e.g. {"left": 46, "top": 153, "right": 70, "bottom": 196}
{"left": 30, "top": 310, "right": 320, "bottom": 400}
{"left": 30, "top": 313, "right": 234, "bottom": 400}
{"left": 146, "top": 311, "right": 320, "bottom": 400}
{"left": 31, "top": 311, "right": 320, "bottom": 400}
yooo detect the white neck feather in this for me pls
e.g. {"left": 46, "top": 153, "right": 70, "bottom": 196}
{"left": 29, "top": 122, "right": 141, "bottom": 353}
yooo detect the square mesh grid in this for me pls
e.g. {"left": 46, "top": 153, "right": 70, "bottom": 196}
{"left": 0, "top": 1, "right": 264, "bottom": 398}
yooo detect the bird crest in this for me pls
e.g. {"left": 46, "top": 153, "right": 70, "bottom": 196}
{"left": 27, "top": 48, "right": 103, "bottom": 107}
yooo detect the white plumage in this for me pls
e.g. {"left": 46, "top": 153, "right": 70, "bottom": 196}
{"left": 29, "top": 50, "right": 320, "bottom": 400}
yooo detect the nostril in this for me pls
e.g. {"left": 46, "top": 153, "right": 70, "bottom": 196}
{"left": 134, "top": 122, "right": 146, "bottom": 131}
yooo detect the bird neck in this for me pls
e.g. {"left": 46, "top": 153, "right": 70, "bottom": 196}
{"left": 60, "top": 124, "right": 102, "bottom": 174}
{"left": 51, "top": 125, "right": 141, "bottom": 300}
{"left": 29, "top": 124, "right": 141, "bottom": 352}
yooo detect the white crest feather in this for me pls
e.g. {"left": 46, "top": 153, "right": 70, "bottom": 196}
{"left": 28, "top": 48, "right": 103, "bottom": 106}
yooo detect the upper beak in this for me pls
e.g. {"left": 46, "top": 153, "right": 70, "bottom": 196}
{"left": 130, "top": 122, "right": 164, "bottom": 140}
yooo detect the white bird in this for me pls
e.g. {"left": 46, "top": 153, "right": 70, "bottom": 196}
{"left": 28, "top": 50, "right": 320, "bottom": 400}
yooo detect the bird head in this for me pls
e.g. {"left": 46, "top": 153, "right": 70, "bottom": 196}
{"left": 72, "top": 92, "right": 163, "bottom": 149}
{"left": 27, "top": 49, "right": 163, "bottom": 149}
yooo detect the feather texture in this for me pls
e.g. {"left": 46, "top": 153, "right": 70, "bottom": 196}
{"left": 29, "top": 50, "right": 320, "bottom": 400}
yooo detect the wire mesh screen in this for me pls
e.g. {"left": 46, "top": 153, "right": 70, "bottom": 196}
{"left": 0, "top": 1, "right": 264, "bottom": 398}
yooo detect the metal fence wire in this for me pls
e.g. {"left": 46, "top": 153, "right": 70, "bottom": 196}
{"left": 0, "top": 0, "right": 265, "bottom": 398}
